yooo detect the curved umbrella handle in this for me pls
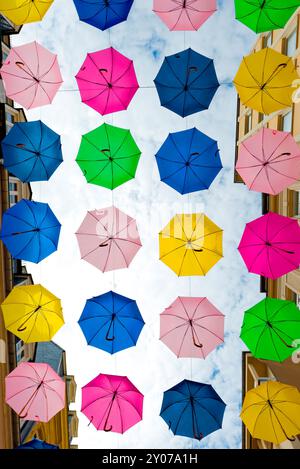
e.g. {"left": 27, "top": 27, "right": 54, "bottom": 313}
{"left": 19, "top": 411, "right": 28, "bottom": 419}
{"left": 105, "top": 316, "right": 115, "bottom": 342}
{"left": 17, "top": 326, "right": 27, "bottom": 332}
{"left": 104, "top": 423, "right": 113, "bottom": 432}
{"left": 193, "top": 249, "right": 203, "bottom": 252}
{"left": 191, "top": 327, "right": 203, "bottom": 349}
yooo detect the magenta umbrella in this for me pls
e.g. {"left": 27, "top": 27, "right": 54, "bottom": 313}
{"left": 75, "top": 47, "right": 139, "bottom": 116}
{"left": 5, "top": 362, "right": 65, "bottom": 422}
{"left": 238, "top": 212, "right": 300, "bottom": 279}
{"left": 0, "top": 41, "right": 63, "bottom": 109}
{"left": 81, "top": 373, "right": 143, "bottom": 433}
{"left": 236, "top": 128, "right": 300, "bottom": 195}
{"left": 75, "top": 206, "right": 142, "bottom": 272}
{"left": 153, "top": 0, "right": 217, "bottom": 31}
{"left": 160, "top": 297, "right": 224, "bottom": 358}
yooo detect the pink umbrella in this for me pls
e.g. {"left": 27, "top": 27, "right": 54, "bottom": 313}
{"left": 236, "top": 128, "right": 300, "bottom": 195}
{"left": 5, "top": 362, "right": 65, "bottom": 422}
{"left": 75, "top": 206, "right": 142, "bottom": 272}
{"left": 238, "top": 212, "right": 300, "bottom": 279}
{"left": 153, "top": 0, "right": 217, "bottom": 31}
{"left": 81, "top": 373, "right": 143, "bottom": 433}
{"left": 0, "top": 41, "right": 63, "bottom": 109}
{"left": 160, "top": 297, "right": 224, "bottom": 358}
{"left": 75, "top": 47, "right": 139, "bottom": 116}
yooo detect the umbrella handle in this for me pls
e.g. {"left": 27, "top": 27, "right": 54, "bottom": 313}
{"left": 104, "top": 423, "right": 113, "bottom": 432}
{"left": 19, "top": 411, "right": 28, "bottom": 419}
{"left": 88, "top": 416, "right": 93, "bottom": 427}
{"left": 193, "top": 249, "right": 203, "bottom": 252}
{"left": 105, "top": 316, "right": 115, "bottom": 341}
{"left": 191, "top": 327, "right": 203, "bottom": 349}
{"left": 17, "top": 326, "right": 27, "bottom": 332}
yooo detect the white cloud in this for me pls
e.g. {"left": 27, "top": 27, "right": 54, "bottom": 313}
{"left": 11, "top": 0, "right": 263, "bottom": 449}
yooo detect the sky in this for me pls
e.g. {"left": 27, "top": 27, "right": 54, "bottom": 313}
{"left": 12, "top": 0, "right": 264, "bottom": 449}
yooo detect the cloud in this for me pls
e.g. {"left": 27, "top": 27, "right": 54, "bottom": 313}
{"left": 12, "top": 0, "right": 262, "bottom": 449}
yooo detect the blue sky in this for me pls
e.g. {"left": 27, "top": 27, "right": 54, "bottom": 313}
{"left": 12, "top": 0, "right": 264, "bottom": 449}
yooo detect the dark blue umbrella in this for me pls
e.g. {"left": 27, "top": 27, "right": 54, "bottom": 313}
{"left": 156, "top": 127, "right": 222, "bottom": 194}
{"left": 0, "top": 199, "right": 61, "bottom": 263}
{"left": 160, "top": 380, "right": 226, "bottom": 440}
{"left": 78, "top": 291, "right": 145, "bottom": 354}
{"left": 2, "top": 121, "right": 63, "bottom": 182}
{"left": 154, "top": 48, "right": 219, "bottom": 117}
{"left": 17, "top": 438, "right": 59, "bottom": 450}
{"left": 73, "top": 0, "right": 134, "bottom": 31}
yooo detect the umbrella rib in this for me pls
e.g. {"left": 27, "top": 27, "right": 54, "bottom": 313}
{"left": 160, "top": 243, "right": 187, "bottom": 260}
{"left": 169, "top": 133, "right": 189, "bottom": 163}
{"left": 193, "top": 323, "right": 224, "bottom": 343}
{"left": 17, "top": 122, "right": 39, "bottom": 152}
{"left": 115, "top": 316, "right": 137, "bottom": 345}
{"left": 117, "top": 394, "right": 143, "bottom": 418}
{"left": 177, "top": 324, "right": 191, "bottom": 357}
{"left": 87, "top": 318, "right": 112, "bottom": 345}
{"left": 173, "top": 401, "right": 191, "bottom": 435}
{"left": 160, "top": 322, "right": 189, "bottom": 340}
{"left": 112, "top": 239, "right": 129, "bottom": 268}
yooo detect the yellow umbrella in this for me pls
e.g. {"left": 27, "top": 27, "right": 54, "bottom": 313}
{"left": 1, "top": 284, "right": 64, "bottom": 343}
{"left": 234, "top": 48, "right": 299, "bottom": 115}
{"left": 159, "top": 213, "right": 223, "bottom": 276}
{"left": 0, "top": 0, "right": 54, "bottom": 25}
{"left": 241, "top": 381, "right": 300, "bottom": 445}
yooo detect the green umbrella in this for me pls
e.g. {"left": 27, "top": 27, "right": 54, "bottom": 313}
{"left": 76, "top": 123, "right": 141, "bottom": 190}
{"left": 240, "top": 297, "right": 300, "bottom": 362}
{"left": 235, "top": 0, "right": 300, "bottom": 33}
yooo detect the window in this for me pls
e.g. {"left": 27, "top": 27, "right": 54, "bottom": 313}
{"left": 9, "top": 194, "right": 18, "bottom": 206}
{"left": 9, "top": 182, "right": 17, "bottom": 192}
{"left": 285, "top": 29, "right": 297, "bottom": 57}
{"left": 264, "top": 32, "right": 272, "bottom": 48}
{"left": 5, "top": 112, "right": 14, "bottom": 123}
{"left": 281, "top": 111, "right": 293, "bottom": 132}
{"left": 292, "top": 191, "right": 300, "bottom": 217}
{"left": 258, "top": 113, "right": 264, "bottom": 123}
{"left": 16, "top": 340, "right": 24, "bottom": 363}
{"left": 245, "top": 112, "right": 252, "bottom": 134}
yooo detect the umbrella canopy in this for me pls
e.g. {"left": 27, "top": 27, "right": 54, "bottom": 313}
{"left": 240, "top": 297, "right": 300, "bottom": 363}
{"left": 76, "top": 123, "right": 141, "bottom": 190}
{"left": 78, "top": 291, "right": 145, "bottom": 354}
{"left": 0, "top": 199, "right": 61, "bottom": 264}
{"left": 160, "top": 297, "right": 224, "bottom": 358}
{"left": 73, "top": 0, "right": 134, "bottom": 31}
{"left": 234, "top": 48, "right": 299, "bottom": 115}
{"left": 0, "top": 0, "right": 54, "bottom": 25}
{"left": 154, "top": 48, "right": 219, "bottom": 117}
{"left": 156, "top": 127, "right": 222, "bottom": 194}
{"left": 76, "top": 206, "right": 142, "bottom": 272}
{"left": 153, "top": 0, "right": 217, "bottom": 31}
{"left": 236, "top": 127, "right": 300, "bottom": 195}
{"left": 160, "top": 380, "right": 226, "bottom": 440}
{"left": 5, "top": 362, "right": 65, "bottom": 422}
{"left": 241, "top": 381, "right": 300, "bottom": 444}
{"left": 1, "top": 284, "right": 64, "bottom": 343}
{"left": 159, "top": 213, "right": 223, "bottom": 276}
{"left": 2, "top": 120, "right": 63, "bottom": 182}
{"left": 81, "top": 373, "right": 143, "bottom": 433}
{"left": 235, "top": 0, "right": 300, "bottom": 33}
{"left": 17, "top": 438, "right": 59, "bottom": 450}
{"left": 238, "top": 212, "right": 300, "bottom": 280}
{"left": 76, "top": 47, "right": 139, "bottom": 116}
{"left": 0, "top": 41, "right": 63, "bottom": 110}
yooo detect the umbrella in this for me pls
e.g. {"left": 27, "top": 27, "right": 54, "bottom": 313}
{"left": 236, "top": 127, "right": 300, "bottom": 195}
{"left": 235, "top": 0, "right": 300, "bottom": 33}
{"left": 5, "top": 362, "right": 65, "bottom": 422}
{"left": 73, "top": 0, "right": 134, "bottom": 31}
{"left": 153, "top": 0, "right": 217, "bottom": 31}
{"left": 76, "top": 206, "right": 142, "bottom": 272}
{"left": 234, "top": 48, "right": 299, "bottom": 115}
{"left": 0, "top": 0, "right": 54, "bottom": 25}
{"left": 78, "top": 290, "right": 145, "bottom": 354}
{"left": 0, "top": 41, "right": 63, "bottom": 110}
{"left": 156, "top": 127, "right": 222, "bottom": 194}
{"left": 76, "top": 123, "right": 141, "bottom": 190}
{"left": 160, "top": 380, "right": 226, "bottom": 440}
{"left": 240, "top": 297, "right": 300, "bottom": 362}
{"left": 238, "top": 212, "right": 300, "bottom": 279}
{"left": 76, "top": 47, "right": 139, "bottom": 116}
{"left": 2, "top": 120, "right": 63, "bottom": 182}
{"left": 0, "top": 199, "right": 61, "bottom": 264}
{"left": 81, "top": 373, "right": 143, "bottom": 433}
{"left": 159, "top": 213, "right": 223, "bottom": 276}
{"left": 154, "top": 48, "right": 219, "bottom": 117}
{"left": 160, "top": 297, "right": 224, "bottom": 358}
{"left": 17, "top": 438, "right": 59, "bottom": 450}
{"left": 241, "top": 381, "right": 300, "bottom": 444}
{"left": 1, "top": 284, "right": 64, "bottom": 343}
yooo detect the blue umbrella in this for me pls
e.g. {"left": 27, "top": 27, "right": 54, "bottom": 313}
{"left": 156, "top": 127, "right": 222, "bottom": 194}
{"left": 78, "top": 291, "right": 145, "bottom": 354}
{"left": 0, "top": 199, "right": 61, "bottom": 263}
{"left": 154, "top": 48, "right": 219, "bottom": 117}
{"left": 73, "top": 0, "right": 134, "bottom": 31}
{"left": 17, "top": 438, "right": 59, "bottom": 450}
{"left": 2, "top": 121, "right": 63, "bottom": 182}
{"left": 160, "top": 380, "right": 226, "bottom": 441}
